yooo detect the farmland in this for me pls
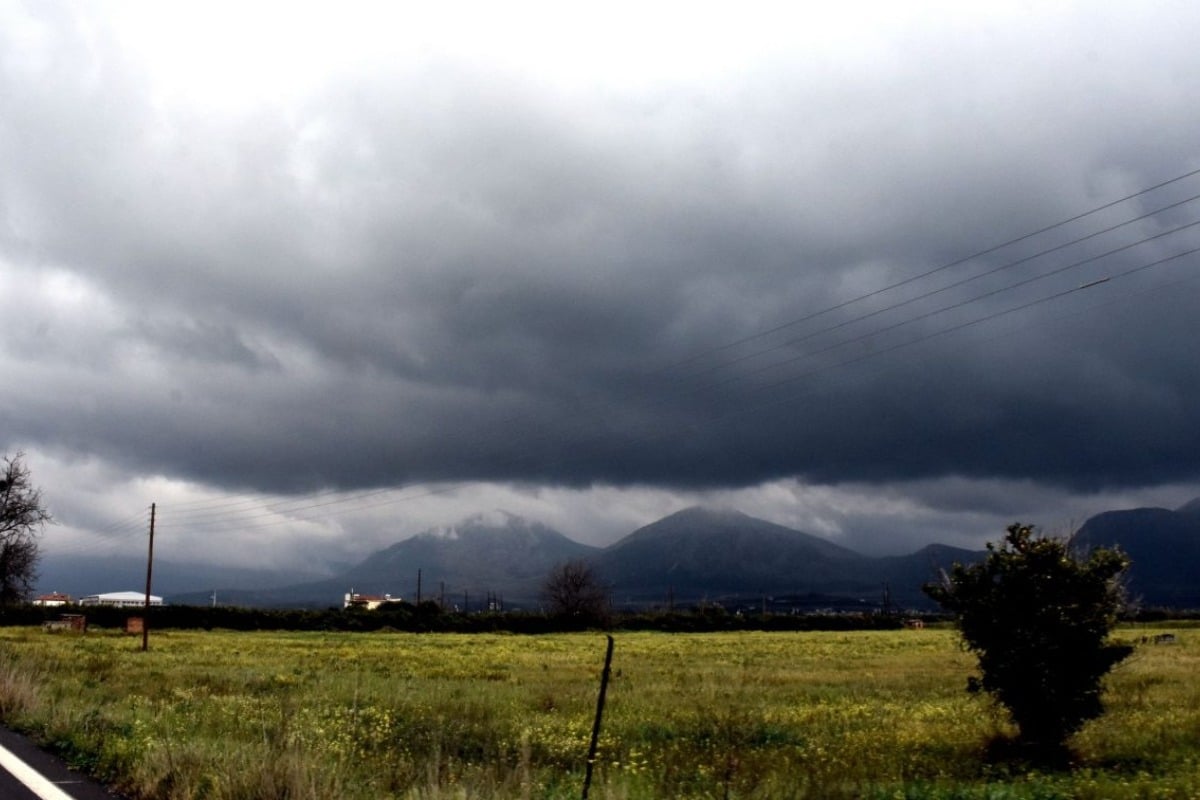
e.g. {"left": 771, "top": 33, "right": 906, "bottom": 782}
{"left": 0, "top": 626, "right": 1197, "bottom": 799}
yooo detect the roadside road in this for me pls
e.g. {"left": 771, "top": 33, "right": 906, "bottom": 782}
{"left": 0, "top": 726, "right": 124, "bottom": 800}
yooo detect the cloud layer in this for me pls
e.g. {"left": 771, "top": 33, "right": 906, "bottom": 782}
{"left": 3, "top": 3, "right": 1200, "bottom": 561}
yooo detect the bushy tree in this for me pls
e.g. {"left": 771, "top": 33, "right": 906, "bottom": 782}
{"left": 542, "top": 559, "right": 610, "bottom": 624}
{"left": 0, "top": 453, "right": 52, "bottom": 604}
{"left": 925, "top": 523, "right": 1131, "bottom": 754}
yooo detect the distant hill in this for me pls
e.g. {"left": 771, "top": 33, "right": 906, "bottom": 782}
{"left": 591, "top": 508, "right": 986, "bottom": 610}
{"left": 337, "top": 511, "right": 599, "bottom": 605}
{"left": 86, "top": 497, "right": 1200, "bottom": 612}
{"left": 871, "top": 543, "right": 989, "bottom": 609}
{"left": 164, "top": 507, "right": 977, "bottom": 611}
{"left": 174, "top": 511, "right": 600, "bottom": 609}
{"left": 36, "top": 555, "right": 332, "bottom": 602}
{"left": 595, "top": 507, "right": 872, "bottom": 605}
{"left": 1176, "top": 497, "right": 1200, "bottom": 516}
{"left": 161, "top": 508, "right": 988, "bottom": 611}
{"left": 1072, "top": 498, "right": 1200, "bottom": 608}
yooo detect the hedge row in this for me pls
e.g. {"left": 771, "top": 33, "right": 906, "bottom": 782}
{"left": 2, "top": 601, "right": 924, "bottom": 633}
{"left": 9, "top": 600, "right": 1197, "bottom": 635}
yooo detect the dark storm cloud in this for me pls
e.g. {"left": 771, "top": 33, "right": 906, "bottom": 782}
{"left": 4, "top": 3, "right": 1200, "bottom": 501}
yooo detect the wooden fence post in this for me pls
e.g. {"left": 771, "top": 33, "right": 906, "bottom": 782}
{"left": 582, "top": 634, "right": 615, "bottom": 799}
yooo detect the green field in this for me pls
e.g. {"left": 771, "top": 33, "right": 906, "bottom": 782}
{"left": 0, "top": 625, "right": 1197, "bottom": 799}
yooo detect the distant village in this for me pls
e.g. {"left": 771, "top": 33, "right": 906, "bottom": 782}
{"left": 35, "top": 590, "right": 398, "bottom": 610}
{"left": 34, "top": 591, "right": 164, "bottom": 608}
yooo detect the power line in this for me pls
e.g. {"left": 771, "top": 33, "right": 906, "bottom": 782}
{"left": 739, "top": 246, "right": 1200, "bottom": 403}
{"left": 162, "top": 486, "right": 398, "bottom": 524}
{"left": 153, "top": 483, "right": 470, "bottom": 535}
{"left": 558, "top": 246, "right": 1200, "bottom": 456}
{"left": 427, "top": 170, "right": 1200, "bottom": 476}
{"left": 48, "top": 506, "right": 152, "bottom": 559}
{"left": 717, "top": 217, "right": 1200, "bottom": 394}
{"left": 473, "top": 202, "right": 1200, "bottom": 466}
{"left": 679, "top": 190, "right": 1200, "bottom": 382}
{"left": 104, "top": 166, "right": 1200, "bottom": 542}
{"left": 668, "top": 165, "right": 1200, "bottom": 369}
{"left": 151, "top": 244, "right": 1199, "bottom": 539}
{"left": 312, "top": 165, "right": 1200, "bottom": 484}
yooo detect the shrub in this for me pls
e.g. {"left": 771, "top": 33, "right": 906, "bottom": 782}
{"left": 924, "top": 523, "right": 1132, "bottom": 756}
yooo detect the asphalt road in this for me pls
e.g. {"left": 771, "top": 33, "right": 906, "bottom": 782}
{"left": 0, "top": 726, "right": 123, "bottom": 800}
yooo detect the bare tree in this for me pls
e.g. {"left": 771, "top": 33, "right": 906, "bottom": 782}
{"left": 0, "top": 453, "right": 52, "bottom": 604}
{"left": 542, "top": 559, "right": 611, "bottom": 623}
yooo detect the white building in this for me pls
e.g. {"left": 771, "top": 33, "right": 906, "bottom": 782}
{"left": 344, "top": 590, "right": 402, "bottom": 610}
{"left": 78, "top": 591, "right": 164, "bottom": 608}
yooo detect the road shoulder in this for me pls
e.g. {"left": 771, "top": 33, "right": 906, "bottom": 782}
{"left": 0, "top": 725, "right": 126, "bottom": 800}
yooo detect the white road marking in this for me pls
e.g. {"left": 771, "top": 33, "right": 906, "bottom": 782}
{"left": 0, "top": 740, "right": 75, "bottom": 800}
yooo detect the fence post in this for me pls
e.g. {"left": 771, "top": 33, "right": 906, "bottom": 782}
{"left": 582, "top": 634, "right": 615, "bottom": 799}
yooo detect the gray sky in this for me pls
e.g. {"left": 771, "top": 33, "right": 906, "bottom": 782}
{"left": 3, "top": 1, "right": 1200, "bottom": 569}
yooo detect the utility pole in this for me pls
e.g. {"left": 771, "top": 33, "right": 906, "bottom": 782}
{"left": 416, "top": 568, "right": 422, "bottom": 606}
{"left": 142, "top": 502, "right": 156, "bottom": 652}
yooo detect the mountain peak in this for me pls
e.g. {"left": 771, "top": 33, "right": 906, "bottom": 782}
{"left": 339, "top": 513, "right": 598, "bottom": 602}
{"left": 632, "top": 507, "right": 852, "bottom": 553}
{"left": 662, "top": 506, "right": 751, "bottom": 524}
{"left": 599, "top": 506, "right": 870, "bottom": 603}
{"left": 1073, "top": 504, "right": 1200, "bottom": 607}
{"left": 1176, "top": 497, "right": 1200, "bottom": 516}
{"left": 417, "top": 509, "right": 537, "bottom": 540}
{"left": 462, "top": 509, "right": 527, "bottom": 528}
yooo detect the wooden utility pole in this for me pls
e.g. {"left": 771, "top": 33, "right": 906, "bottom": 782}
{"left": 416, "top": 568, "right": 422, "bottom": 606}
{"left": 142, "top": 502, "right": 156, "bottom": 652}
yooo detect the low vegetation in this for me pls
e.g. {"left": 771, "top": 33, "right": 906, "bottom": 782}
{"left": 0, "top": 626, "right": 1198, "bottom": 798}
{"left": 0, "top": 602, "right": 917, "bottom": 633}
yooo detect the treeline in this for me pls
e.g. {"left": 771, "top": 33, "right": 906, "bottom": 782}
{"left": 9, "top": 602, "right": 916, "bottom": 633}
{"left": 8, "top": 602, "right": 1195, "bottom": 635}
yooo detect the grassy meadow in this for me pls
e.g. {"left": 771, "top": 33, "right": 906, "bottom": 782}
{"left": 0, "top": 625, "right": 1197, "bottom": 799}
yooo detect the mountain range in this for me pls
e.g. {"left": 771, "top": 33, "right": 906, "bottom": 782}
{"left": 592, "top": 507, "right": 979, "bottom": 610}
{"left": 1072, "top": 499, "right": 1200, "bottom": 608}
{"left": 40, "top": 499, "right": 1200, "bottom": 611}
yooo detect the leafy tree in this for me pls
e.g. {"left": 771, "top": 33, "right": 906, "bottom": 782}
{"left": 0, "top": 453, "right": 52, "bottom": 604}
{"left": 541, "top": 559, "right": 610, "bottom": 624}
{"left": 924, "top": 523, "right": 1132, "bottom": 755}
